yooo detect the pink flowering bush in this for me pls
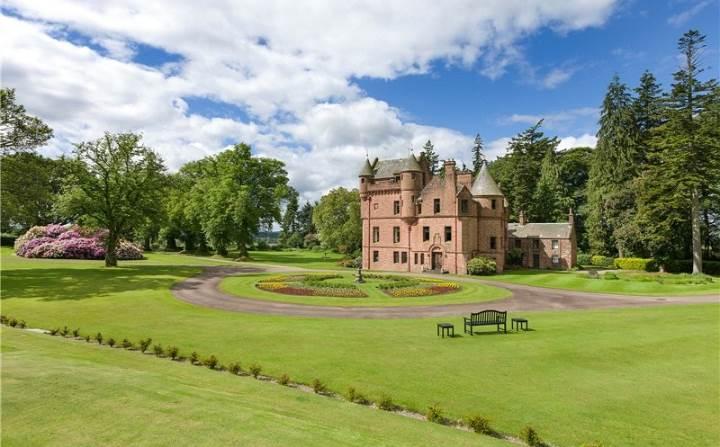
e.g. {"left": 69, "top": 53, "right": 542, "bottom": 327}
{"left": 14, "top": 225, "right": 143, "bottom": 260}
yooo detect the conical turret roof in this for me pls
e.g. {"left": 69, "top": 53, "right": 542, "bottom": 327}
{"left": 402, "top": 153, "right": 423, "bottom": 172}
{"left": 470, "top": 162, "right": 503, "bottom": 196}
{"left": 358, "top": 158, "right": 374, "bottom": 177}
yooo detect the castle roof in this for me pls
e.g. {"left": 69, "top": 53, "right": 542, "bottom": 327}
{"left": 508, "top": 223, "right": 573, "bottom": 239}
{"left": 371, "top": 154, "right": 422, "bottom": 178}
{"left": 359, "top": 158, "right": 374, "bottom": 176}
{"left": 470, "top": 162, "right": 503, "bottom": 196}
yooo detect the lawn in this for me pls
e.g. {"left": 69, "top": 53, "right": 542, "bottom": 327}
{"left": 220, "top": 272, "right": 510, "bottom": 307}
{"left": 485, "top": 269, "right": 720, "bottom": 296}
{"left": 2, "top": 249, "right": 719, "bottom": 446}
{"left": 1, "top": 328, "right": 504, "bottom": 447}
{"left": 246, "top": 249, "right": 345, "bottom": 269}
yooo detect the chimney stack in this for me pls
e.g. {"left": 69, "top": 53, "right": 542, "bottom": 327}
{"left": 519, "top": 210, "right": 527, "bottom": 225}
{"left": 568, "top": 208, "right": 575, "bottom": 226}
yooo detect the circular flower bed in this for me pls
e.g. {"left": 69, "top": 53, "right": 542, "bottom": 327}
{"left": 256, "top": 273, "right": 461, "bottom": 298}
{"left": 14, "top": 224, "right": 143, "bottom": 260}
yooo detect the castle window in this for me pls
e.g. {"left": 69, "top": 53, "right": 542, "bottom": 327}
{"left": 514, "top": 238, "right": 522, "bottom": 249}
{"left": 444, "top": 226, "right": 452, "bottom": 242}
{"left": 394, "top": 176, "right": 400, "bottom": 182}
{"left": 422, "top": 226, "right": 430, "bottom": 241}
{"left": 490, "top": 236, "right": 497, "bottom": 250}
{"left": 361, "top": 178, "right": 365, "bottom": 183}
{"left": 460, "top": 199, "right": 469, "bottom": 214}
{"left": 532, "top": 239, "right": 540, "bottom": 249}
{"left": 393, "top": 226, "right": 400, "bottom": 243}
{"left": 414, "top": 253, "right": 418, "bottom": 264}
{"left": 552, "top": 240, "right": 559, "bottom": 250}
{"left": 393, "top": 200, "right": 400, "bottom": 215}
{"left": 491, "top": 199, "right": 497, "bottom": 210}
{"left": 401, "top": 252, "right": 407, "bottom": 263}
{"left": 393, "top": 251, "right": 399, "bottom": 263}
{"left": 434, "top": 198, "right": 440, "bottom": 214}
{"left": 417, "top": 203, "right": 422, "bottom": 214}
{"left": 552, "top": 254, "right": 560, "bottom": 264}
{"left": 420, "top": 253, "right": 425, "bottom": 264}
{"left": 373, "top": 251, "right": 379, "bottom": 262}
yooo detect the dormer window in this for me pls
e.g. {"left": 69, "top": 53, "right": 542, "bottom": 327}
{"left": 434, "top": 198, "right": 440, "bottom": 214}
{"left": 460, "top": 199, "right": 469, "bottom": 214}
{"left": 394, "top": 176, "right": 400, "bottom": 182}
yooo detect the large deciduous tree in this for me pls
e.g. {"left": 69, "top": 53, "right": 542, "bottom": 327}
{"left": 0, "top": 88, "right": 53, "bottom": 154}
{"left": 312, "top": 187, "right": 361, "bottom": 254}
{"left": 60, "top": 133, "right": 166, "bottom": 267}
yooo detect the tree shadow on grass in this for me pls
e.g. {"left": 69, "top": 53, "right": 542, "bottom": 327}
{"left": 1, "top": 266, "right": 202, "bottom": 301}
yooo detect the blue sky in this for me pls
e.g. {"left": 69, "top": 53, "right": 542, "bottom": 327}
{"left": 2, "top": 0, "right": 718, "bottom": 200}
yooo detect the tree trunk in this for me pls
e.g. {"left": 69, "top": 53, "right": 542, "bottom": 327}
{"left": 143, "top": 236, "right": 152, "bottom": 251}
{"left": 691, "top": 188, "right": 703, "bottom": 274}
{"left": 217, "top": 244, "right": 228, "bottom": 257}
{"left": 166, "top": 235, "right": 177, "bottom": 251}
{"left": 184, "top": 235, "right": 195, "bottom": 252}
{"left": 237, "top": 242, "right": 248, "bottom": 257}
{"left": 105, "top": 233, "right": 118, "bottom": 267}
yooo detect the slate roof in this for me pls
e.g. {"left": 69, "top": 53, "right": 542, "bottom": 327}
{"left": 370, "top": 154, "right": 422, "bottom": 178}
{"left": 470, "top": 162, "right": 504, "bottom": 196}
{"left": 359, "top": 158, "right": 374, "bottom": 176}
{"left": 508, "top": 223, "right": 573, "bottom": 239}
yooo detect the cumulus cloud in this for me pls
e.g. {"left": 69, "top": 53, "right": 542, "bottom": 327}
{"left": 1, "top": 0, "right": 618, "bottom": 199}
{"left": 558, "top": 133, "right": 597, "bottom": 150}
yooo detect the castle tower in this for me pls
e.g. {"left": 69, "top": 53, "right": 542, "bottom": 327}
{"left": 358, "top": 158, "right": 374, "bottom": 199}
{"left": 470, "top": 161, "right": 507, "bottom": 272}
{"left": 399, "top": 154, "right": 422, "bottom": 220}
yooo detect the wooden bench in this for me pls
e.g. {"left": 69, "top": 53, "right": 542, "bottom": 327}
{"left": 464, "top": 310, "right": 507, "bottom": 335}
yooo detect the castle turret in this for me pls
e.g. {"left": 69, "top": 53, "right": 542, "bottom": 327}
{"left": 400, "top": 154, "right": 422, "bottom": 219}
{"left": 358, "top": 158, "right": 374, "bottom": 199}
{"left": 470, "top": 161, "right": 504, "bottom": 212}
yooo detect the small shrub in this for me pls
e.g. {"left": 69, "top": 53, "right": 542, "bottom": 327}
{"left": 467, "top": 256, "right": 497, "bottom": 275}
{"left": 602, "top": 272, "right": 619, "bottom": 280}
{"left": 346, "top": 386, "right": 368, "bottom": 404}
{"left": 95, "top": 332, "right": 103, "bottom": 344}
{"left": 49, "top": 328, "right": 60, "bottom": 336}
{"left": 591, "top": 255, "right": 614, "bottom": 268}
{"left": 166, "top": 345, "right": 179, "bottom": 360}
{"left": 507, "top": 247, "right": 523, "bottom": 266}
{"left": 466, "top": 415, "right": 492, "bottom": 435}
{"left": 153, "top": 344, "right": 164, "bottom": 357}
{"left": 426, "top": 403, "right": 445, "bottom": 424}
{"left": 248, "top": 363, "right": 262, "bottom": 378}
{"left": 121, "top": 338, "right": 133, "bottom": 349}
{"left": 0, "top": 315, "right": 7, "bottom": 324}
{"left": 189, "top": 351, "right": 199, "bottom": 364}
{"left": 204, "top": 355, "right": 219, "bottom": 369}
{"left": 84, "top": 335, "right": 91, "bottom": 342}
{"left": 377, "top": 395, "right": 395, "bottom": 411}
{"left": 228, "top": 362, "right": 242, "bottom": 375}
{"left": 60, "top": 326, "right": 69, "bottom": 336}
{"left": 520, "top": 426, "right": 542, "bottom": 447}
{"left": 17, "top": 320, "right": 27, "bottom": 329}
{"left": 72, "top": 328, "right": 80, "bottom": 337}
{"left": 107, "top": 337, "right": 116, "bottom": 347}
{"left": 278, "top": 373, "right": 290, "bottom": 385}
{"left": 138, "top": 338, "right": 152, "bottom": 353}
{"left": 8, "top": 318, "right": 18, "bottom": 327}
{"left": 614, "top": 257, "right": 658, "bottom": 272}
{"left": 311, "top": 378, "right": 327, "bottom": 394}
{"left": 577, "top": 253, "right": 593, "bottom": 266}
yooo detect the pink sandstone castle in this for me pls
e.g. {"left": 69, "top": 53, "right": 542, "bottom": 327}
{"left": 359, "top": 154, "right": 576, "bottom": 274}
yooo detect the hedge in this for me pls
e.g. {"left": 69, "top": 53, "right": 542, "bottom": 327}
{"left": 665, "top": 260, "right": 720, "bottom": 276}
{"left": 467, "top": 256, "right": 497, "bottom": 275}
{"left": 577, "top": 253, "right": 592, "bottom": 266}
{"left": 614, "top": 258, "right": 659, "bottom": 272}
{"left": 590, "top": 255, "right": 615, "bottom": 268}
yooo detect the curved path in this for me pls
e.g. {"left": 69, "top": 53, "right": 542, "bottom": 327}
{"left": 171, "top": 266, "right": 720, "bottom": 319}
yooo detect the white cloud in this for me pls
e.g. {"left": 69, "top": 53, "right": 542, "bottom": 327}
{"left": 668, "top": 1, "right": 712, "bottom": 26}
{"left": 558, "top": 133, "right": 597, "bottom": 150}
{"left": 540, "top": 67, "right": 575, "bottom": 89}
{"left": 1, "top": 0, "right": 618, "bottom": 200}
{"left": 500, "top": 107, "right": 598, "bottom": 131}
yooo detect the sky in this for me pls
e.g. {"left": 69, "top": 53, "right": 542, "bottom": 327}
{"left": 2, "top": 0, "right": 718, "bottom": 202}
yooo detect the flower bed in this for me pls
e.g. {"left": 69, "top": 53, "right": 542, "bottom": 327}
{"left": 14, "top": 225, "right": 143, "bottom": 260}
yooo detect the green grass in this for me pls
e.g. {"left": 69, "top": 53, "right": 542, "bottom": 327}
{"left": 2, "top": 248, "right": 719, "bottom": 446}
{"left": 1, "top": 328, "right": 504, "bottom": 447}
{"left": 485, "top": 269, "right": 720, "bottom": 296}
{"left": 220, "top": 272, "right": 510, "bottom": 307}
{"left": 246, "top": 249, "right": 345, "bottom": 269}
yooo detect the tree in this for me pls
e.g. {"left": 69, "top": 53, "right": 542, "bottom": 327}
{"left": 531, "top": 148, "right": 568, "bottom": 222}
{"left": 472, "top": 134, "right": 485, "bottom": 175}
{"left": 1, "top": 88, "right": 53, "bottom": 154}
{"left": 280, "top": 188, "right": 300, "bottom": 247}
{"left": 586, "top": 75, "right": 640, "bottom": 256}
{"left": 557, "top": 147, "right": 593, "bottom": 250}
{"left": 633, "top": 71, "right": 664, "bottom": 145}
{"left": 312, "top": 187, "right": 361, "bottom": 254}
{"left": 421, "top": 140, "right": 439, "bottom": 175}
{"left": 59, "top": 133, "right": 166, "bottom": 267}
{"left": 297, "top": 201, "right": 317, "bottom": 247}
{"left": 636, "top": 30, "right": 719, "bottom": 271}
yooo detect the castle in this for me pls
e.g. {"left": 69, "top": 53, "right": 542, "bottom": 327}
{"left": 359, "top": 154, "right": 576, "bottom": 274}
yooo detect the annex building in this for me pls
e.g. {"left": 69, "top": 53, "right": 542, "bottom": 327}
{"left": 359, "top": 154, "right": 576, "bottom": 274}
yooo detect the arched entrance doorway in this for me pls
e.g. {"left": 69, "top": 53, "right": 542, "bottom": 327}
{"left": 431, "top": 248, "right": 443, "bottom": 271}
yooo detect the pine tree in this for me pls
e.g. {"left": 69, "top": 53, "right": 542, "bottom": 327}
{"left": 280, "top": 188, "right": 300, "bottom": 246}
{"left": 531, "top": 147, "right": 568, "bottom": 222}
{"left": 636, "top": 30, "right": 719, "bottom": 271}
{"left": 633, "top": 71, "right": 664, "bottom": 166}
{"left": 586, "top": 75, "right": 640, "bottom": 256}
{"left": 422, "top": 140, "right": 439, "bottom": 175}
{"left": 472, "top": 134, "right": 485, "bottom": 175}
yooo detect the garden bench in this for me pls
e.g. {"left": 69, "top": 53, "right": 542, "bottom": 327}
{"left": 464, "top": 310, "right": 507, "bottom": 335}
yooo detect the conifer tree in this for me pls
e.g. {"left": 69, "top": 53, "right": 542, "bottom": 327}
{"left": 421, "top": 140, "right": 439, "bottom": 175}
{"left": 472, "top": 134, "right": 485, "bottom": 175}
{"left": 636, "top": 30, "right": 719, "bottom": 272}
{"left": 531, "top": 147, "right": 568, "bottom": 222}
{"left": 586, "top": 75, "right": 640, "bottom": 256}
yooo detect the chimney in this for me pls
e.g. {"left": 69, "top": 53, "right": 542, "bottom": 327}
{"left": 568, "top": 208, "right": 575, "bottom": 226}
{"left": 519, "top": 210, "right": 527, "bottom": 225}
{"left": 443, "top": 159, "right": 456, "bottom": 178}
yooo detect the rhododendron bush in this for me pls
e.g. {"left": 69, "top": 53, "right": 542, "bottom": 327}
{"left": 14, "top": 224, "right": 143, "bottom": 260}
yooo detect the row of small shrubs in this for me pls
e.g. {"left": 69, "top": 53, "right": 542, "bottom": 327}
{"left": 590, "top": 255, "right": 615, "bottom": 268}
{"left": 467, "top": 256, "right": 497, "bottom": 275}
{"left": 3, "top": 318, "right": 584, "bottom": 446}
{"left": 614, "top": 258, "right": 659, "bottom": 272}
